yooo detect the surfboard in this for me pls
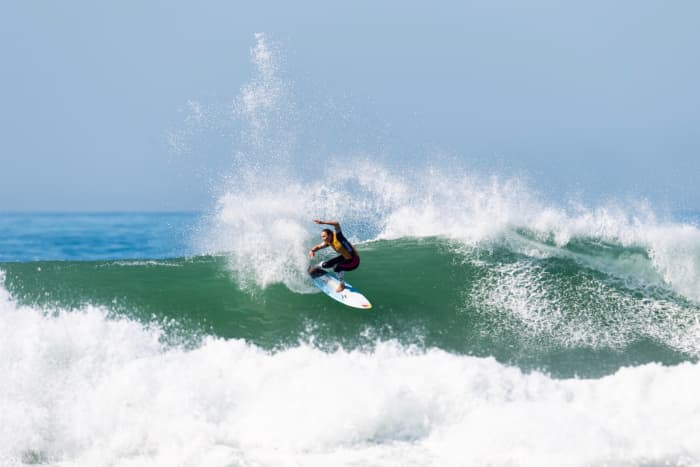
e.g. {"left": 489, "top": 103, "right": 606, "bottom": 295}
{"left": 309, "top": 269, "right": 372, "bottom": 309}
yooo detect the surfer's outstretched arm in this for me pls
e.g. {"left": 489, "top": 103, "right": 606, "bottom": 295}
{"left": 308, "top": 242, "right": 329, "bottom": 258}
{"left": 313, "top": 219, "right": 341, "bottom": 231}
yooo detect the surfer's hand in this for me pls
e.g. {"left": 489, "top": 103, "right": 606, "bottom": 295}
{"left": 308, "top": 249, "right": 315, "bottom": 258}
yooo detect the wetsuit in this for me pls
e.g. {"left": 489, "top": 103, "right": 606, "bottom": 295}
{"left": 321, "top": 230, "right": 360, "bottom": 276}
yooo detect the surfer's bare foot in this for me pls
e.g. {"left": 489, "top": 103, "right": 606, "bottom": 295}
{"left": 336, "top": 282, "right": 345, "bottom": 292}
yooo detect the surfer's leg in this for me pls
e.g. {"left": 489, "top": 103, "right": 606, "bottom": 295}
{"left": 308, "top": 261, "right": 327, "bottom": 276}
{"left": 332, "top": 256, "right": 359, "bottom": 292}
{"left": 334, "top": 255, "right": 360, "bottom": 273}
{"left": 335, "top": 270, "right": 346, "bottom": 292}
{"left": 309, "top": 266, "right": 325, "bottom": 277}
{"left": 322, "top": 256, "right": 345, "bottom": 269}
{"left": 310, "top": 256, "right": 344, "bottom": 277}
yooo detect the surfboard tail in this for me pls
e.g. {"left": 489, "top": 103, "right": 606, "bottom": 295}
{"left": 310, "top": 270, "right": 372, "bottom": 310}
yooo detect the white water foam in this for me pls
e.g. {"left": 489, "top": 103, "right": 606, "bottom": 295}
{"left": 2, "top": 273, "right": 700, "bottom": 467}
{"left": 471, "top": 259, "right": 700, "bottom": 356}
{"left": 186, "top": 34, "right": 700, "bottom": 304}
{"left": 197, "top": 155, "right": 700, "bottom": 305}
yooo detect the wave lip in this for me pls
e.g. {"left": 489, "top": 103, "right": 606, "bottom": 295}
{"left": 172, "top": 33, "right": 700, "bottom": 307}
{"left": 195, "top": 149, "right": 700, "bottom": 307}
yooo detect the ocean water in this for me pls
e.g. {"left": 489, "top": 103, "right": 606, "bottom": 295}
{"left": 3, "top": 205, "right": 700, "bottom": 467}
{"left": 0, "top": 212, "right": 198, "bottom": 262}
{"left": 3, "top": 34, "right": 700, "bottom": 467}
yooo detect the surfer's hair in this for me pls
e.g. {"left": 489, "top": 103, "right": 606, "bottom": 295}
{"left": 322, "top": 228, "right": 333, "bottom": 238}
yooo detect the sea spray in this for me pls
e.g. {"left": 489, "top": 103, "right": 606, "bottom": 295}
{"left": 198, "top": 155, "right": 700, "bottom": 306}
{"left": 165, "top": 34, "right": 700, "bottom": 307}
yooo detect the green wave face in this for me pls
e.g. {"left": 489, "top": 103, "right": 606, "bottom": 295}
{"left": 2, "top": 236, "right": 698, "bottom": 378}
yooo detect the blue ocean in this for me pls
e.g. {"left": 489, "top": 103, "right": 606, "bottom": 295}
{"left": 2, "top": 35, "right": 700, "bottom": 467}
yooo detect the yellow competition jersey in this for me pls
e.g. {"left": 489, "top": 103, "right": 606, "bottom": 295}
{"left": 331, "top": 231, "right": 355, "bottom": 260}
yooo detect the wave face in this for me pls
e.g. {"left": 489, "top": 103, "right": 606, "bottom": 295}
{"left": 4, "top": 33, "right": 700, "bottom": 466}
{"left": 3, "top": 230, "right": 699, "bottom": 377}
{"left": 2, "top": 270, "right": 700, "bottom": 467}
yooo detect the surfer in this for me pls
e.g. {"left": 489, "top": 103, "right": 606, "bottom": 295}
{"left": 308, "top": 219, "right": 360, "bottom": 292}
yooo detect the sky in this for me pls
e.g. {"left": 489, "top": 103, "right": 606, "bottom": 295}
{"left": 1, "top": 1, "right": 699, "bottom": 212}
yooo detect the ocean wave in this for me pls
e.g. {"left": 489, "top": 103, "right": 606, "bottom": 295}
{"left": 194, "top": 158, "right": 700, "bottom": 308}
{"left": 1, "top": 289, "right": 698, "bottom": 467}
{"left": 179, "top": 33, "right": 700, "bottom": 304}
{"left": 2, "top": 245, "right": 699, "bottom": 378}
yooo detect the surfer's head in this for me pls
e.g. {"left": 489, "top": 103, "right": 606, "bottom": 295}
{"left": 321, "top": 229, "right": 333, "bottom": 243}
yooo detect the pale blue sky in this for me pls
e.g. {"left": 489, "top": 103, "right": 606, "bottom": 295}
{"left": 2, "top": 1, "right": 699, "bottom": 211}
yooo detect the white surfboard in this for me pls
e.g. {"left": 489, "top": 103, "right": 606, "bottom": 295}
{"left": 310, "top": 270, "right": 372, "bottom": 309}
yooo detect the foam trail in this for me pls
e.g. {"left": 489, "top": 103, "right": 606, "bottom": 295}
{"left": 2, "top": 273, "right": 699, "bottom": 467}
